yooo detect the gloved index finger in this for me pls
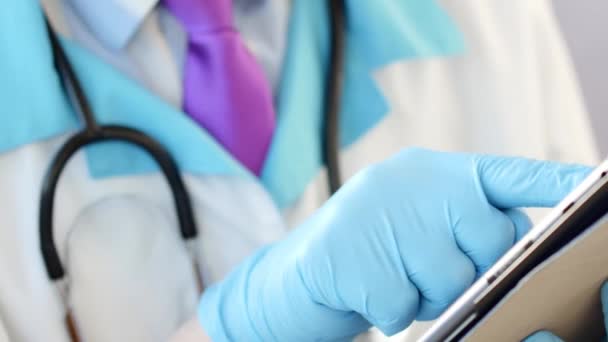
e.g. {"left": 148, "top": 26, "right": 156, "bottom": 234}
{"left": 475, "top": 155, "right": 591, "bottom": 209}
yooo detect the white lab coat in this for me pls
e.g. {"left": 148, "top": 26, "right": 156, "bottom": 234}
{"left": 0, "top": 318, "right": 8, "bottom": 342}
{"left": 0, "top": 134, "right": 286, "bottom": 341}
{"left": 288, "top": 0, "right": 599, "bottom": 229}
{"left": 0, "top": 0, "right": 598, "bottom": 342}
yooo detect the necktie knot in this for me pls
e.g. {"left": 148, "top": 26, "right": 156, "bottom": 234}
{"left": 163, "top": 0, "right": 233, "bottom": 32}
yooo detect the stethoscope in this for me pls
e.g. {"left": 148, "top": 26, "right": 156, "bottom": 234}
{"left": 40, "top": 1, "right": 346, "bottom": 340}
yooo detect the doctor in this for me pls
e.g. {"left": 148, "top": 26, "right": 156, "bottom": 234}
{"left": 0, "top": 0, "right": 598, "bottom": 341}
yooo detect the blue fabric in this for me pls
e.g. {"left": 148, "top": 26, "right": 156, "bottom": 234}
{"left": 199, "top": 148, "right": 591, "bottom": 340}
{"left": 262, "top": 0, "right": 465, "bottom": 207}
{"left": 66, "top": 40, "right": 251, "bottom": 179}
{"left": 0, "top": 0, "right": 464, "bottom": 208}
{"left": 0, "top": 0, "right": 248, "bottom": 179}
{"left": 67, "top": 0, "right": 158, "bottom": 49}
{"left": 0, "top": 0, "right": 76, "bottom": 153}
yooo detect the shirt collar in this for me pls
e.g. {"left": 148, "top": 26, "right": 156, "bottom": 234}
{"left": 67, "top": 0, "right": 158, "bottom": 50}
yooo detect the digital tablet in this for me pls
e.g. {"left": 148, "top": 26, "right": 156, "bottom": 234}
{"left": 420, "top": 159, "right": 608, "bottom": 342}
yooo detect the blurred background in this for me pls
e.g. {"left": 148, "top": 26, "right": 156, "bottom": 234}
{"left": 554, "top": 0, "right": 608, "bottom": 155}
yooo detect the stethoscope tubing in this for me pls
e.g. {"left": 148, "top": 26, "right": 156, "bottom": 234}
{"left": 39, "top": 125, "right": 198, "bottom": 280}
{"left": 39, "top": 0, "right": 346, "bottom": 283}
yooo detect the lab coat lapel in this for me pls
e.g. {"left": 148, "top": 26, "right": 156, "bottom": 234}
{"left": 0, "top": 0, "right": 249, "bottom": 181}
{"left": 61, "top": 39, "right": 251, "bottom": 180}
{"left": 1, "top": 0, "right": 466, "bottom": 211}
{"left": 0, "top": 0, "right": 76, "bottom": 151}
{"left": 261, "top": 0, "right": 466, "bottom": 209}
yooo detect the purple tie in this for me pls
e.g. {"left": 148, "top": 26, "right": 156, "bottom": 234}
{"left": 163, "top": 0, "right": 276, "bottom": 175}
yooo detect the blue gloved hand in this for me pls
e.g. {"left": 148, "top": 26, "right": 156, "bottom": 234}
{"left": 524, "top": 282, "right": 608, "bottom": 342}
{"left": 199, "top": 148, "right": 591, "bottom": 341}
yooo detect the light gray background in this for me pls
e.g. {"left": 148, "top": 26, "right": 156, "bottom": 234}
{"left": 553, "top": 0, "right": 608, "bottom": 155}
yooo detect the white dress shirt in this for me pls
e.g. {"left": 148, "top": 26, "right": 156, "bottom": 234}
{"left": 42, "top": 0, "right": 289, "bottom": 107}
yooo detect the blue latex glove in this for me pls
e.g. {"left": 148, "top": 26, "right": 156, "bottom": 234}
{"left": 524, "top": 282, "right": 608, "bottom": 342}
{"left": 199, "top": 148, "right": 591, "bottom": 341}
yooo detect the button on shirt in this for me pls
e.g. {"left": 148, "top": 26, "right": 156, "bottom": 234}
{"left": 41, "top": 0, "right": 290, "bottom": 108}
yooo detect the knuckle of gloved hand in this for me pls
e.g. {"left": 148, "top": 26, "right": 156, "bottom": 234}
{"left": 476, "top": 220, "right": 515, "bottom": 270}
{"left": 416, "top": 254, "right": 476, "bottom": 315}
{"left": 504, "top": 208, "right": 533, "bottom": 241}
{"left": 354, "top": 162, "right": 390, "bottom": 189}
{"left": 358, "top": 147, "right": 429, "bottom": 184}
{"left": 393, "top": 146, "right": 432, "bottom": 164}
{"left": 369, "top": 285, "right": 419, "bottom": 328}
{"left": 432, "top": 270, "right": 474, "bottom": 310}
{"left": 456, "top": 212, "right": 515, "bottom": 274}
